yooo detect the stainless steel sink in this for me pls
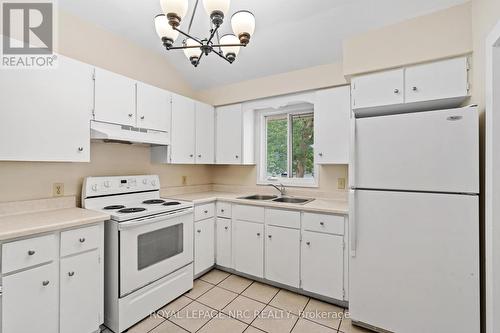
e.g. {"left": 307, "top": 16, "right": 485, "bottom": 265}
{"left": 272, "top": 197, "right": 314, "bottom": 204}
{"left": 238, "top": 194, "right": 278, "bottom": 201}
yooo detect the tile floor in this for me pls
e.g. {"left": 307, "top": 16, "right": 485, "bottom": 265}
{"left": 102, "top": 269, "right": 371, "bottom": 333}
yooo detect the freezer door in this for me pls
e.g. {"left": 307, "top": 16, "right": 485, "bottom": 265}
{"left": 354, "top": 106, "right": 479, "bottom": 193}
{"left": 349, "top": 190, "right": 479, "bottom": 333}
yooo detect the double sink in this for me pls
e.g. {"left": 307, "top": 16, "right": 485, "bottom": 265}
{"left": 238, "top": 194, "right": 314, "bottom": 205}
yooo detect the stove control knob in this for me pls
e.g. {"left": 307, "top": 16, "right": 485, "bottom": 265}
{"left": 151, "top": 180, "right": 157, "bottom": 186}
{"left": 143, "top": 179, "right": 148, "bottom": 185}
{"left": 104, "top": 181, "right": 111, "bottom": 188}
{"left": 92, "top": 184, "right": 98, "bottom": 192}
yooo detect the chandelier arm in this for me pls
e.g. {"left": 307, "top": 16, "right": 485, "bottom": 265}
{"left": 206, "top": 25, "right": 220, "bottom": 45}
{"left": 195, "top": 51, "right": 204, "bottom": 67}
{"left": 187, "top": 0, "right": 200, "bottom": 35}
{"left": 216, "top": 30, "right": 222, "bottom": 54}
{"left": 173, "top": 27, "right": 203, "bottom": 44}
{"left": 211, "top": 44, "right": 247, "bottom": 47}
{"left": 165, "top": 45, "right": 202, "bottom": 50}
{"left": 213, "top": 49, "right": 233, "bottom": 64}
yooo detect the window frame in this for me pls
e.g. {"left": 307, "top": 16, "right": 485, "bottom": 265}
{"left": 257, "top": 106, "right": 319, "bottom": 188}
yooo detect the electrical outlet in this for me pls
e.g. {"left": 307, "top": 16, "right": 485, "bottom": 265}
{"left": 53, "top": 183, "right": 64, "bottom": 197}
{"left": 337, "top": 178, "right": 346, "bottom": 190}
{"left": 182, "top": 176, "right": 187, "bottom": 186}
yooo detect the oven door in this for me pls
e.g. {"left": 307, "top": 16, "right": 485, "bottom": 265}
{"left": 118, "top": 208, "right": 193, "bottom": 297}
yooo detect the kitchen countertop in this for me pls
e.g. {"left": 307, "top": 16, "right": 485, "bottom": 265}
{"left": 0, "top": 207, "right": 109, "bottom": 241}
{"left": 165, "top": 191, "right": 349, "bottom": 215}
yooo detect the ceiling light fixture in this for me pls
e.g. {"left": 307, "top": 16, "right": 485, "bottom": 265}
{"left": 154, "top": 0, "right": 255, "bottom": 67}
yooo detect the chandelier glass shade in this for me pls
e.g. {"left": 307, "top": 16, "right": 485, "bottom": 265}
{"left": 154, "top": 0, "right": 255, "bottom": 67}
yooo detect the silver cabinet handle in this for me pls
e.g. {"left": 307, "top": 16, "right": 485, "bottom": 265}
{"left": 42, "top": 280, "right": 50, "bottom": 286}
{"left": 79, "top": 238, "right": 85, "bottom": 243}
{"left": 221, "top": 209, "right": 225, "bottom": 213}
{"left": 78, "top": 147, "right": 84, "bottom": 152}
{"left": 190, "top": 154, "right": 194, "bottom": 158}
{"left": 394, "top": 89, "right": 400, "bottom": 94}
{"left": 412, "top": 86, "right": 418, "bottom": 91}
{"left": 256, "top": 233, "right": 260, "bottom": 236}
{"left": 320, "top": 222, "right": 325, "bottom": 226}
{"left": 204, "top": 210, "right": 208, "bottom": 214}
{"left": 268, "top": 235, "right": 272, "bottom": 239}
{"left": 28, "top": 250, "right": 35, "bottom": 256}
{"left": 318, "top": 152, "right": 323, "bottom": 157}
{"left": 306, "top": 241, "right": 311, "bottom": 246}
{"left": 128, "top": 113, "right": 133, "bottom": 117}
{"left": 197, "top": 229, "right": 201, "bottom": 233}
{"left": 224, "top": 226, "right": 229, "bottom": 230}
{"left": 198, "top": 154, "right": 202, "bottom": 158}
{"left": 68, "top": 271, "right": 75, "bottom": 277}
{"left": 235, "top": 155, "right": 239, "bottom": 159}
{"left": 140, "top": 116, "right": 145, "bottom": 120}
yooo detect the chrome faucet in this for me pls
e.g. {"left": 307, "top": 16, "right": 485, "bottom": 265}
{"left": 268, "top": 183, "right": 286, "bottom": 196}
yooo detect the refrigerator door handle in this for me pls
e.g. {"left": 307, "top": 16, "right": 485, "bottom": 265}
{"left": 349, "top": 189, "right": 357, "bottom": 257}
{"left": 349, "top": 111, "right": 356, "bottom": 188}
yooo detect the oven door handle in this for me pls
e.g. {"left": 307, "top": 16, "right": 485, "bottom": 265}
{"left": 118, "top": 208, "right": 193, "bottom": 230}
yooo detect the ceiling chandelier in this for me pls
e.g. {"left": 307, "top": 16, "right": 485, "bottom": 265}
{"left": 154, "top": 0, "right": 256, "bottom": 67}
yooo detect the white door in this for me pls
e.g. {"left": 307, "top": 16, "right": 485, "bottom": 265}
{"left": 350, "top": 190, "right": 479, "bottom": 333}
{"left": 194, "top": 218, "right": 215, "bottom": 275}
{"left": 314, "top": 86, "right": 351, "bottom": 164}
{"left": 354, "top": 106, "right": 479, "bottom": 193}
{"left": 60, "top": 250, "right": 100, "bottom": 333}
{"left": 405, "top": 57, "right": 469, "bottom": 104}
{"left": 232, "top": 220, "right": 264, "bottom": 278}
{"left": 301, "top": 231, "right": 344, "bottom": 299}
{"left": 216, "top": 104, "right": 242, "bottom": 164}
{"left": 351, "top": 68, "right": 404, "bottom": 110}
{"left": 171, "top": 93, "right": 196, "bottom": 164}
{"left": 0, "top": 54, "right": 92, "bottom": 162}
{"left": 265, "top": 225, "right": 300, "bottom": 287}
{"left": 195, "top": 102, "right": 215, "bottom": 164}
{"left": 136, "top": 82, "right": 171, "bottom": 132}
{"left": 216, "top": 218, "right": 232, "bottom": 268}
{"left": 94, "top": 67, "right": 136, "bottom": 126}
{"left": 2, "top": 263, "right": 58, "bottom": 333}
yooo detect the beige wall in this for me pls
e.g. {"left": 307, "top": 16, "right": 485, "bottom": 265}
{"left": 195, "top": 63, "right": 347, "bottom": 106}
{"left": 342, "top": 2, "right": 473, "bottom": 76}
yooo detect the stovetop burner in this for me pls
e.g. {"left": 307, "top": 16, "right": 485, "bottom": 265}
{"left": 163, "top": 201, "right": 181, "bottom": 206}
{"left": 118, "top": 207, "right": 147, "bottom": 213}
{"left": 104, "top": 205, "right": 126, "bottom": 210}
{"left": 142, "top": 199, "right": 166, "bottom": 204}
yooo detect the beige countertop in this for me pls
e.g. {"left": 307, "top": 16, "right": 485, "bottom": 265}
{"left": 0, "top": 207, "right": 109, "bottom": 241}
{"left": 165, "top": 191, "right": 349, "bottom": 215}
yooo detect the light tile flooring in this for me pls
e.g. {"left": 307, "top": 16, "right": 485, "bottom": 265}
{"left": 103, "top": 269, "right": 371, "bottom": 333}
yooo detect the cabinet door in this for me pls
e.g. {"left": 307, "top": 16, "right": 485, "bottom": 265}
{"left": 3, "top": 263, "right": 58, "bottom": 333}
{"left": 315, "top": 86, "right": 351, "bottom": 164}
{"left": 195, "top": 102, "right": 215, "bottom": 164}
{"left": 405, "top": 57, "right": 469, "bottom": 104}
{"left": 351, "top": 69, "right": 404, "bottom": 109}
{"left": 94, "top": 67, "right": 136, "bottom": 126}
{"left": 232, "top": 220, "right": 264, "bottom": 278}
{"left": 265, "top": 225, "right": 300, "bottom": 287}
{"left": 0, "top": 55, "right": 92, "bottom": 162}
{"left": 171, "top": 93, "right": 196, "bottom": 164}
{"left": 301, "top": 231, "right": 344, "bottom": 300}
{"left": 216, "top": 104, "right": 242, "bottom": 164}
{"left": 216, "top": 218, "right": 232, "bottom": 268}
{"left": 60, "top": 250, "right": 100, "bottom": 333}
{"left": 136, "top": 82, "right": 172, "bottom": 132}
{"left": 194, "top": 218, "right": 215, "bottom": 275}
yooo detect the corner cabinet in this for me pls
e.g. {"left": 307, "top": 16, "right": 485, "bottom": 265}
{"left": 0, "top": 54, "right": 93, "bottom": 162}
{"left": 1, "top": 224, "right": 104, "bottom": 333}
{"left": 314, "top": 86, "right": 351, "bottom": 164}
{"left": 215, "top": 104, "right": 255, "bottom": 165}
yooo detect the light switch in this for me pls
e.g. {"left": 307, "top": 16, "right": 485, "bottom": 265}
{"left": 337, "top": 178, "right": 346, "bottom": 190}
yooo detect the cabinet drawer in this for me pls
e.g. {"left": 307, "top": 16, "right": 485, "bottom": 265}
{"left": 217, "top": 202, "right": 232, "bottom": 218}
{"left": 302, "top": 213, "right": 344, "bottom": 235}
{"left": 265, "top": 209, "right": 300, "bottom": 229}
{"left": 233, "top": 205, "right": 265, "bottom": 223}
{"left": 2, "top": 234, "right": 56, "bottom": 274}
{"left": 61, "top": 225, "right": 100, "bottom": 257}
{"left": 194, "top": 203, "right": 215, "bottom": 221}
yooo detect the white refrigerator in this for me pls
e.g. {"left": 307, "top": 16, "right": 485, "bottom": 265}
{"left": 349, "top": 105, "right": 480, "bottom": 333}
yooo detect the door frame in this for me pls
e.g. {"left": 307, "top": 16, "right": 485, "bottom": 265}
{"left": 485, "top": 19, "right": 500, "bottom": 333}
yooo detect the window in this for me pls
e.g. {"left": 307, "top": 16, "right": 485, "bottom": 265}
{"left": 260, "top": 108, "right": 316, "bottom": 186}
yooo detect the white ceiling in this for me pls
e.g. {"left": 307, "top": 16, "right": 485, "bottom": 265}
{"left": 59, "top": 0, "right": 468, "bottom": 90}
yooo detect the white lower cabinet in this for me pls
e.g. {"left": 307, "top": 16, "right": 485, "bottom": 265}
{"left": 232, "top": 220, "right": 264, "bottom": 278}
{"left": 194, "top": 218, "right": 215, "bottom": 275}
{"left": 2, "top": 262, "right": 58, "bottom": 333}
{"left": 265, "top": 225, "right": 300, "bottom": 287}
{"left": 60, "top": 250, "right": 100, "bottom": 333}
{"left": 301, "top": 231, "right": 344, "bottom": 300}
{"left": 216, "top": 218, "right": 232, "bottom": 268}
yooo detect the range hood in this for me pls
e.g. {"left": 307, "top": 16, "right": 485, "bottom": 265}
{"left": 90, "top": 121, "right": 170, "bottom": 145}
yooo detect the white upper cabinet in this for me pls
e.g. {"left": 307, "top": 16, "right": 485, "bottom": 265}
{"left": 404, "top": 57, "right": 469, "bottom": 104}
{"left": 351, "top": 68, "right": 404, "bottom": 110}
{"left": 170, "top": 93, "right": 196, "bottom": 164}
{"left": 136, "top": 82, "right": 171, "bottom": 132}
{"left": 0, "top": 55, "right": 93, "bottom": 162}
{"left": 94, "top": 67, "right": 136, "bottom": 126}
{"left": 314, "top": 86, "right": 351, "bottom": 164}
{"left": 195, "top": 102, "right": 215, "bottom": 164}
